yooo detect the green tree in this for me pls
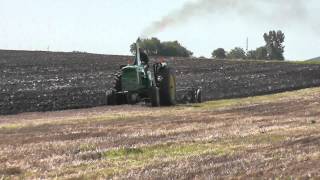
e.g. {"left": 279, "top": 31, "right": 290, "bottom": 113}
{"left": 212, "top": 48, "right": 226, "bottom": 59}
{"left": 130, "top": 38, "right": 193, "bottom": 57}
{"left": 246, "top": 50, "right": 257, "bottom": 60}
{"left": 263, "top": 30, "right": 285, "bottom": 60}
{"left": 255, "top": 46, "right": 268, "bottom": 60}
{"left": 227, "top": 47, "right": 246, "bottom": 60}
{"left": 130, "top": 37, "right": 161, "bottom": 56}
{"left": 160, "top": 41, "right": 193, "bottom": 57}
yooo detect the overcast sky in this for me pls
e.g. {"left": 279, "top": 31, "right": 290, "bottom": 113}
{"left": 0, "top": 0, "right": 319, "bottom": 60}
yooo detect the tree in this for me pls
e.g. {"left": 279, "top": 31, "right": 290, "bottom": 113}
{"left": 160, "top": 41, "right": 193, "bottom": 57}
{"left": 246, "top": 50, "right": 257, "bottom": 60}
{"left": 212, "top": 48, "right": 226, "bottom": 59}
{"left": 130, "top": 37, "right": 161, "bottom": 56}
{"left": 130, "top": 38, "right": 193, "bottom": 57}
{"left": 263, "top": 30, "right": 285, "bottom": 60}
{"left": 227, "top": 47, "right": 246, "bottom": 60}
{"left": 255, "top": 46, "right": 268, "bottom": 60}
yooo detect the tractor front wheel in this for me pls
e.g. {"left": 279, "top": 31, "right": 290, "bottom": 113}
{"left": 106, "top": 91, "right": 117, "bottom": 105}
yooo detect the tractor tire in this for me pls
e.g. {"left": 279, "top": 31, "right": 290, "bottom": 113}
{"left": 116, "top": 93, "right": 127, "bottom": 105}
{"left": 106, "top": 91, "right": 117, "bottom": 105}
{"left": 107, "top": 70, "right": 125, "bottom": 106}
{"left": 113, "top": 71, "right": 122, "bottom": 91}
{"left": 151, "top": 87, "right": 160, "bottom": 107}
{"left": 158, "top": 67, "right": 176, "bottom": 106}
{"left": 126, "top": 92, "right": 139, "bottom": 105}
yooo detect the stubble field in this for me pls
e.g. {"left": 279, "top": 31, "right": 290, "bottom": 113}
{"left": 0, "top": 87, "right": 319, "bottom": 179}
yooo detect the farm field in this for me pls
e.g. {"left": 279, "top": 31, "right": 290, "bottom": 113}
{"left": 1, "top": 0, "right": 320, "bottom": 179}
{"left": 1, "top": 50, "right": 320, "bottom": 115}
{"left": 0, "top": 87, "right": 319, "bottom": 179}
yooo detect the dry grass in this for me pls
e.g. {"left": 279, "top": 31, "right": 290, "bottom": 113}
{"left": 1, "top": 87, "right": 320, "bottom": 179}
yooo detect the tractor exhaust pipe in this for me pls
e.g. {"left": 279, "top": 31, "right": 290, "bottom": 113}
{"left": 135, "top": 38, "right": 142, "bottom": 66}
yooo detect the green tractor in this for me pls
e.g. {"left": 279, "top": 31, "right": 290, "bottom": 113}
{"left": 106, "top": 39, "right": 176, "bottom": 107}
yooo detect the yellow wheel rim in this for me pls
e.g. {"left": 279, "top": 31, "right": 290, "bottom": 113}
{"left": 169, "top": 75, "right": 176, "bottom": 101}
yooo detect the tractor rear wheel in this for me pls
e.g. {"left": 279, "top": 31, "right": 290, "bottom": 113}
{"left": 158, "top": 67, "right": 176, "bottom": 106}
{"left": 151, "top": 87, "right": 160, "bottom": 107}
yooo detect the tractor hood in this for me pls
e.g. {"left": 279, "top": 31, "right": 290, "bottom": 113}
{"left": 121, "top": 65, "right": 145, "bottom": 92}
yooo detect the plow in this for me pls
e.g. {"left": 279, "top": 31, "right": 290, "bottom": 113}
{"left": 106, "top": 38, "right": 202, "bottom": 106}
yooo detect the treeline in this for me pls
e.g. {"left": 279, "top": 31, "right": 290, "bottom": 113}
{"left": 130, "top": 38, "right": 193, "bottom": 57}
{"left": 132, "top": 30, "right": 285, "bottom": 61}
{"left": 212, "top": 30, "right": 285, "bottom": 61}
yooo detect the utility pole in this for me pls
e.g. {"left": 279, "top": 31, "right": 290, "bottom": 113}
{"left": 246, "top": 37, "right": 249, "bottom": 52}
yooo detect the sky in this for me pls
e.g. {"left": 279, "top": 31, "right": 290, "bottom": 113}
{"left": 0, "top": 0, "right": 319, "bottom": 60}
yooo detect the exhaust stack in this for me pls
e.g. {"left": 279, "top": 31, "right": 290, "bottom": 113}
{"left": 135, "top": 38, "right": 142, "bottom": 66}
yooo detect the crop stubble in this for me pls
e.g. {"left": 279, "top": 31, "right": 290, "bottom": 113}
{"left": 0, "top": 87, "right": 319, "bottom": 178}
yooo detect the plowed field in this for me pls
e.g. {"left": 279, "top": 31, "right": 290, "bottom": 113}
{"left": 1, "top": 50, "right": 320, "bottom": 115}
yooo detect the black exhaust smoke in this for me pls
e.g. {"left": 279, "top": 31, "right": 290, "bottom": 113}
{"left": 141, "top": 0, "right": 314, "bottom": 37}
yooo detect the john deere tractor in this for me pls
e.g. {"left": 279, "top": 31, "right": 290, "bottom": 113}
{"left": 106, "top": 38, "right": 176, "bottom": 106}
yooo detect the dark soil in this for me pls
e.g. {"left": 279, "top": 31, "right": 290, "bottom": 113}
{"left": 1, "top": 50, "right": 320, "bottom": 115}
